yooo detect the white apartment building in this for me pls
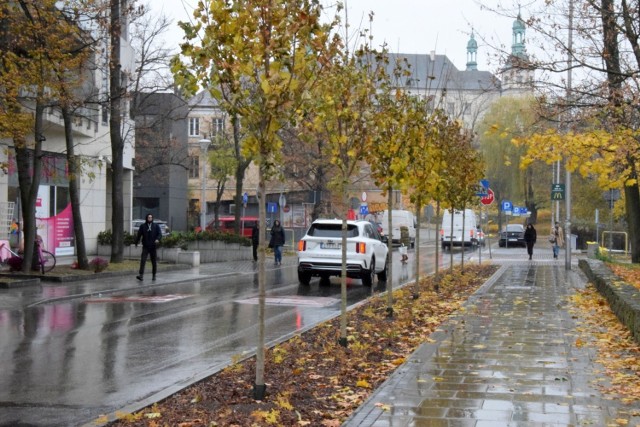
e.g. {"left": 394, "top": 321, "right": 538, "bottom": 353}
{"left": 0, "top": 4, "right": 136, "bottom": 256}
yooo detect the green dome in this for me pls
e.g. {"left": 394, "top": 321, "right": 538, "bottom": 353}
{"left": 467, "top": 33, "right": 478, "bottom": 49}
{"left": 513, "top": 14, "right": 525, "bottom": 31}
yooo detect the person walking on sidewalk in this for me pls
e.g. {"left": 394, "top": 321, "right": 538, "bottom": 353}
{"left": 135, "top": 213, "right": 162, "bottom": 281}
{"left": 524, "top": 223, "right": 537, "bottom": 260}
{"left": 251, "top": 223, "right": 260, "bottom": 262}
{"left": 550, "top": 221, "right": 564, "bottom": 259}
{"left": 269, "top": 220, "right": 285, "bottom": 265}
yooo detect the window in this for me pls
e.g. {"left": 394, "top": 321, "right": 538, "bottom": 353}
{"left": 188, "top": 156, "right": 199, "bottom": 179}
{"left": 189, "top": 118, "right": 200, "bottom": 137}
{"left": 212, "top": 118, "right": 224, "bottom": 135}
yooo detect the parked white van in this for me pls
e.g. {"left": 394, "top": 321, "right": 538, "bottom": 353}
{"left": 441, "top": 209, "right": 478, "bottom": 250}
{"left": 381, "top": 210, "right": 416, "bottom": 247}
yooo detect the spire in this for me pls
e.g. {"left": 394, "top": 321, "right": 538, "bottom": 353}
{"left": 466, "top": 32, "right": 478, "bottom": 71}
{"left": 512, "top": 8, "right": 526, "bottom": 58}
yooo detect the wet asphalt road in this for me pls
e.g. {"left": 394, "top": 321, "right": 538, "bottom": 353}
{"left": 0, "top": 239, "right": 482, "bottom": 426}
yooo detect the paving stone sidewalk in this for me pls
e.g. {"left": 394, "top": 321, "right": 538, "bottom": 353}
{"left": 344, "top": 262, "right": 640, "bottom": 426}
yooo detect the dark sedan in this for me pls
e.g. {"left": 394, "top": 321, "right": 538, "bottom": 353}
{"left": 498, "top": 224, "right": 526, "bottom": 247}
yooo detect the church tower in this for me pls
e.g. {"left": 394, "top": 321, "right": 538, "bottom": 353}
{"left": 466, "top": 32, "right": 478, "bottom": 71}
{"left": 501, "top": 10, "right": 534, "bottom": 94}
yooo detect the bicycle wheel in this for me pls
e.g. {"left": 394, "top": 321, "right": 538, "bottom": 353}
{"left": 40, "top": 250, "right": 56, "bottom": 273}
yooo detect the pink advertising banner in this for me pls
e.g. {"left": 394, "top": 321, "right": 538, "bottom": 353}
{"left": 37, "top": 202, "right": 75, "bottom": 257}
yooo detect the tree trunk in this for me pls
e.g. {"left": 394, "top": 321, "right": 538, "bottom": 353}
{"left": 232, "top": 114, "right": 250, "bottom": 235}
{"left": 254, "top": 163, "right": 267, "bottom": 399}
{"left": 15, "top": 102, "right": 45, "bottom": 272}
{"left": 62, "top": 107, "right": 89, "bottom": 269}
{"left": 624, "top": 179, "right": 640, "bottom": 263}
{"left": 385, "top": 187, "right": 394, "bottom": 317}
{"left": 109, "top": 0, "right": 124, "bottom": 263}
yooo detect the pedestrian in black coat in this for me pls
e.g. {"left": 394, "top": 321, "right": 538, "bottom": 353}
{"left": 269, "top": 220, "right": 285, "bottom": 265}
{"left": 251, "top": 223, "right": 260, "bottom": 262}
{"left": 135, "top": 214, "right": 162, "bottom": 281}
{"left": 524, "top": 223, "right": 537, "bottom": 260}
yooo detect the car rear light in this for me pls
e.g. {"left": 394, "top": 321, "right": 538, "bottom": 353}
{"left": 356, "top": 242, "right": 366, "bottom": 253}
{"left": 440, "top": 229, "right": 444, "bottom": 236}
{"left": 297, "top": 240, "right": 306, "bottom": 251}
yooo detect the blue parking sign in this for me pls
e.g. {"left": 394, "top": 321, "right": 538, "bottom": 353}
{"left": 501, "top": 200, "right": 512, "bottom": 212}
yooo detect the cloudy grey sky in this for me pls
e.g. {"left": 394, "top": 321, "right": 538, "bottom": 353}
{"left": 151, "top": 0, "right": 523, "bottom": 73}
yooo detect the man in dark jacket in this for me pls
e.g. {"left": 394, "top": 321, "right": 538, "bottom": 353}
{"left": 524, "top": 223, "right": 537, "bottom": 260}
{"left": 135, "top": 213, "right": 162, "bottom": 281}
{"left": 251, "top": 223, "right": 260, "bottom": 262}
{"left": 269, "top": 220, "right": 285, "bottom": 265}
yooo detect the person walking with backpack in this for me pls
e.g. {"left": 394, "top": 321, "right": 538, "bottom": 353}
{"left": 524, "top": 223, "right": 537, "bottom": 260}
{"left": 135, "top": 213, "right": 162, "bottom": 281}
{"left": 269, "top": 220, "right": 285, "bottom": 266}
{"left": 550, "top": 222, "right": 564, "bottom": 259}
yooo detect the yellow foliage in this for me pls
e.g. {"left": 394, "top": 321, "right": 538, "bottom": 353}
{"left": 356, "top": 379, "right": 372, "bottom": 388}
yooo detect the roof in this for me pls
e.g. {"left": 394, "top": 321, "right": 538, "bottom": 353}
{"left": 188, "top": 90, "right": 221, "bottom": 108}
{"left": 387, "top": 53, "right": 501, "bottom": 92}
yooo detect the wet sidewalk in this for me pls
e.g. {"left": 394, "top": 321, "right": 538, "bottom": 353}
{"left": 345, "top": 260, "right": 639, "bottom": 426}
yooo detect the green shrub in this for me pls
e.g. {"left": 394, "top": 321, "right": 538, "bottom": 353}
{"left": 97, "top": 229, "right": 113, "bottom": 245}
{"left": 98, "top": 230, "right": 136, "bottom": 246}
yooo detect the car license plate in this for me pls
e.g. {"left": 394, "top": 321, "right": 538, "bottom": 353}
{"left": 321, "top": 242, "right": 341, "bottom": 249}
{"left": 509, "top": 238, "right": 517, "bottom": 241}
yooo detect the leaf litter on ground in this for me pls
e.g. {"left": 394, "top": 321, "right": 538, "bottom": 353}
{"left": 108, "top": 264, "right": 498, "bottom": 426}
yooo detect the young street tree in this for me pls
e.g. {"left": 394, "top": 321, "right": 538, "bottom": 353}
{"left": 367, "top": 54, "right": 413, "bottom": 317}
{"left": 404, "top": 103, "right": 444, "bottom": 296}
{"left": 172, "top": 0, "right": 336, "bottom": 399}
{"left": 308, "top": 44, "right": 381, "bottom": 345}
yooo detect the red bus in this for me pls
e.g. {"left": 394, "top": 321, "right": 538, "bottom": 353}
{"left": 206, "top": 216, "right": 258, "bottom": 238}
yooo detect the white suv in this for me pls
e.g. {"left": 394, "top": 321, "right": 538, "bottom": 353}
{"left": 297, "top": 219, "right": 389, "bottom": 286}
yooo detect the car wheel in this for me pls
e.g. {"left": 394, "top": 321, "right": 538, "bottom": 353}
{"left": 298, "top": 270, "right": 311, "bottom": 286}
{"left": 499, "top": 241, "right": 505, "bottom": 248}
{"left": 377, "top": 256, "right": 388, "bottom": 281}
{"left": 410, "top": 239, "right": 415, "bottom": 248}
{"left": 361, "top": 258, "right": 375, "bottom": 287}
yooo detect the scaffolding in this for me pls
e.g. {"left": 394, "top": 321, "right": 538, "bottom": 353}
{"left": 0, "top": 202, "right": 15, "bottom": 240}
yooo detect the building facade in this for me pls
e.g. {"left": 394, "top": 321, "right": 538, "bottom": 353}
{"left": 133, "top": 92, "right": 189, "bottom": 232}
{"left": 0, "top": 4, "right": 136, "bottom": 255}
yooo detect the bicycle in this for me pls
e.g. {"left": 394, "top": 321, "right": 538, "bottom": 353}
{"left": 0, "top": 238, "right": 56, "bottom": 274}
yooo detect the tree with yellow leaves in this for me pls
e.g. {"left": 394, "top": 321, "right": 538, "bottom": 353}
{"left": 366, "top": 53, "right": 415, "bottom": 317}
{"left": 172, "top": 0, "right": 337, "bottom": 399}
{"left": 405, "top": 106, "right": 447, "bottom": 294}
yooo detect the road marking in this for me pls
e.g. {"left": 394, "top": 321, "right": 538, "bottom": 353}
{"left": 84, "top": 294, "right": 192, "bottom": 304}
{"left": 239, "top": 296, "right": 339, "bottom": 307}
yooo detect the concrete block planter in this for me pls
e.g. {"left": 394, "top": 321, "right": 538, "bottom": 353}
{"left": 97, "top": 241, "right": 251, "bottom": 265}
{"left": 579, "top": 258, "right": 640, "bottom": 344}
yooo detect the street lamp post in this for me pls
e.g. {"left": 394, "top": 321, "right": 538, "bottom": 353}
{"left": 199, "top": 137, "right": 211, "bottom": 231}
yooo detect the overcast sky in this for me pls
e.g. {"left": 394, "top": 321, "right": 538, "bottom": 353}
{"left": 150, "top": 0, "right": 524, "bottom": 73}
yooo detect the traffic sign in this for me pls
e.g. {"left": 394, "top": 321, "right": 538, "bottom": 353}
{"left": 242, "top": 192, "right": 248, "bottom": 207}
{"left": 359, "top": 205, "right": 369, "bottom": 215}
{"left": 480, "top": 179, "right": 490, "bottom": 189}
{"left": 551, "top": 184, "right": 565, "bottom": 200}
{"left": 267, "top": 202, "right": 277, "bottom": 213}
{"left": 480, "top": 188, "right": 494, "bottom": 205}
{"left": 501, "top": 199, "right": 512, "bottom": 212}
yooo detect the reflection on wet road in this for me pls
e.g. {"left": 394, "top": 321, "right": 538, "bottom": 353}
{"left": 0, "top": 241, "right": 475, "bottom": 426}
